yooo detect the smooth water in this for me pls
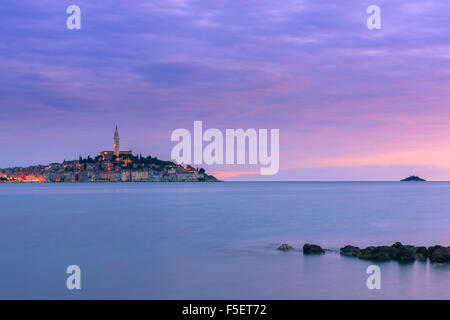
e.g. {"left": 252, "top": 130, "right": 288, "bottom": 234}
{"left": 0, "top": 182, "right": 449, "bottom": 299}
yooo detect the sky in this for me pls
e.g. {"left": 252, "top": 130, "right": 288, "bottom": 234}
{"left": 1, "top": 0, "right": 450, "bottom": 180}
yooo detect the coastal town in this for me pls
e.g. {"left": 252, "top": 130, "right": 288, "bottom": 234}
{"left": 0, "top": 127, "right": 218, "bottom": 183}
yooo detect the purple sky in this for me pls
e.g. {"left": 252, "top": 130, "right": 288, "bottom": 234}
{"left": 1, "top": 0, "right": 450, "bottom": 180}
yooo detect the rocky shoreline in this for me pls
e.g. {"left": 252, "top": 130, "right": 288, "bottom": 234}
{"left": 278, "top": 242, "right": 450, "bottom": 264}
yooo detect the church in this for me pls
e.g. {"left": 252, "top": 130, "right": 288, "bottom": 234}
{"left": 100, "top": 126, "right": 132, "bottom": 160}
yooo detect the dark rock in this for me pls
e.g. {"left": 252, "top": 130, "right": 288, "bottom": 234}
{"left": 359, "top": 245, "right": 396, "bottom": 261}
{"left": 393, "top": 245, "right": 417, "bottom": 263}
{"left": 278, "top": 243, "right": 293, "bottom": 251}
{"left": 401, "top": 176, "right": 426, "bottom": 181}
{"left": 428, "top": 246, "right": 450, "bottom": 263}
{"left": 303, "top": 243, "right": 324, "bottom": 254}
{"left": 303, "top": 241, "right": 450, "bottom": 264}
{"left": 392, "top": 242, "right": 403, "bottom": 249}
{"left": 415, "top": 246, "right": 429, "bottom": 260}
{"left": 340, "top": 242, "right": 450, "bottom": 263}
{"left": 352, "top": 242, "right": 423, "bottom": 263}
{"left": 340, "top": 245, "right": 361, "bottom": 257}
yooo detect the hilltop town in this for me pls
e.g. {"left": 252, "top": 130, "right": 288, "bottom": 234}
{"left": 0, "top": 127, "right": 219, "bottom": 183}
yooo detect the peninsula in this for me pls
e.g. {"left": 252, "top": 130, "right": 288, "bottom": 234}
{"left": 0, "top": 126, "right": 219, "bottom": 183}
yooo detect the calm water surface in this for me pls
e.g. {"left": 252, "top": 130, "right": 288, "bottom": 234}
{"left": 0, "top": 182, "right": 449, "bottom": 299}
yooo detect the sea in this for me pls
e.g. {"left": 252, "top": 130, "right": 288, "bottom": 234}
{"left": 0, "top": 182, "right": 449, "bottom": 299}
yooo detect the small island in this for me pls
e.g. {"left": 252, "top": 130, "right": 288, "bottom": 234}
{"left": 401, "top": 176, "right": 426, "bottom": 182}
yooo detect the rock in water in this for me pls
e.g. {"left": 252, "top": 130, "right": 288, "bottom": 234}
{"left": 359, "top": 246, "right": 396, "bottom": 261}
{"left": 400, "top": 176, "right": 426, "bottom": 181}
{"left": 340, "top": 245, "right": 361, "bottom": 257}
{"left": 355, "top": 242, "right": 419, "bottom": 263}
{"left": 428, "top": 246, "right": 450, "bottom": 263}
{"left": 303, "top": 243, "right": 324, "bottom": 254}
{"left": 278, "top": 243, "right": 293, "bottom": 251}
{"left": 415, "top": 246, "right": 429, "bottom": 260}
{"left": 304, "top": 241, "right": 449, "bottom": 264}
{"left": 393, "top": 244, "right": 418, "bottom": 263}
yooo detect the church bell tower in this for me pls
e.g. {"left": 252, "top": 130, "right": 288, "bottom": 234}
{"left": 113, "top": 125, "right": 120, "bottom": 156}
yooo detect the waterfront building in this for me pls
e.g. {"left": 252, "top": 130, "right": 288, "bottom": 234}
{"left": 121, "top": 170, "right": 131, "bottom": 182}
{"left": 132, "top": 170, "right": 149, "bottom": 182}
{"left": 76, "top": 171, "right": 90, "bottom": 182}
{"left": 99, "top": 171, "right": 114, "bottom": 182}
{"left": 113, "top": 172, "right": 122, "bottom": 182}
{"left": 63, "top": 172, "right": 74, "bottom": 182}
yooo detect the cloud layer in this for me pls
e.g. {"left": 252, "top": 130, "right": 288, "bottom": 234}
{"left": 1, "top": 1, "right": 450, "bottom": 180}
